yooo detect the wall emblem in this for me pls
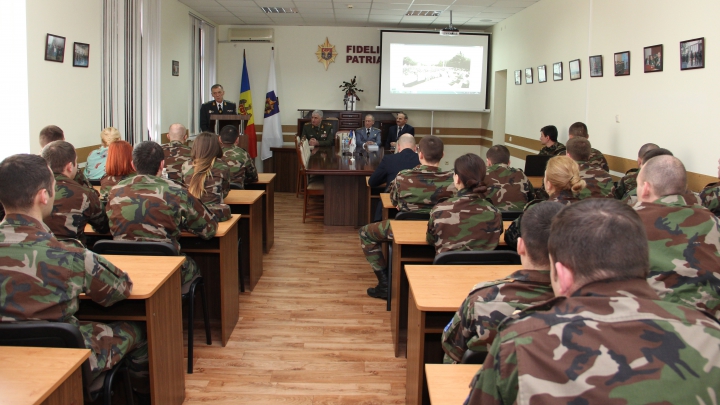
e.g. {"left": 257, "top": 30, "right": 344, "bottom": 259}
{"left": 315, "top": 37, "right": 337, "bottom": 70}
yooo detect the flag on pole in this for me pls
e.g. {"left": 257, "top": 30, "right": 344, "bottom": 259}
{"left": 239, "top": 50, "right": 257, "bottom": 158}
{"left": 261, "top": 48, "right": 282, "bottom": 160}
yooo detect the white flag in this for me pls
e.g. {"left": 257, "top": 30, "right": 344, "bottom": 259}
{"left": 261, "top": 49, "right": 283, "bottom": 160}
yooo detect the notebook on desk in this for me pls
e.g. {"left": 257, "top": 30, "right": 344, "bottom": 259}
{"left": 524, "top": 154, "right": 552, "bottom": 176}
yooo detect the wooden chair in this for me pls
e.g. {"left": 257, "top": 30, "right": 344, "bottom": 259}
{"left": 296, "top": 140, "right": 324, "bottom": 222}
{"left": 295, "top": 136, "right": 306, "bottom": 198}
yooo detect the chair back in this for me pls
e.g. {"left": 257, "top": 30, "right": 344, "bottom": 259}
{"left": 461, "top": 349, "right": 488, "bottom": 365}
{"left": 89, "top": 179, "right": 102, "bottom": 186}
{"left": 230, "top": 183, "right": 243, "bottom": 190}
{"left": 394, "top": 211, "right": 430, "bottom": 221}
{"left": 92, "top": 240, "right": 178, "bottom": 256}
{"left": 500, "top": 211, "right": 522, "bottom": 221}
{"left": 433, "top": 250, "right": 521, "bottom": 265}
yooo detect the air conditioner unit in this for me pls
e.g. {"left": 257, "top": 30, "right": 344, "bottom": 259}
{"left": 227, "top": 28, "right": 274, "bottom": 42}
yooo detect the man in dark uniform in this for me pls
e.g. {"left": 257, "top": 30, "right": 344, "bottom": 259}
{"left": 301, "top": 110, "right": 334, "bottom": 147}
{"left": 368, "top": 134, "right": 420, "bottom": 221}
{"left": 199, "top": 84, "right": 237, "bottom": 132}
{"left": 386, "top": 112, "right": 415, "bottom": 147}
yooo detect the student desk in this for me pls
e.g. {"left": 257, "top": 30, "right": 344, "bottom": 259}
{"left": 528, "top": 176, "right": 544, "bottom": 189}
{"left": 380, "top": 193, "right": 398, "bottom": 221}
{"left": 425, "top": 364, "right": 481, "bottom": 405}
{"left": 406, "top": 265, "right": 519, "bottom": 405}
{"left": 388, "top": 221, "right": 512, "bottom": 358}
{"left": 0, "top": 346, "right": 90, "bottom": 405}
{"left": 76, "top": 255, "right": 186, "bottom": 405}
{"left": 224, "top": 190, "right": 264, "bottom": 290}
{"left": 244, "top": 173, "right": 276, "bottom": 253}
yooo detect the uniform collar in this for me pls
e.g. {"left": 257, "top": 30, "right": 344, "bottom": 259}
{"left": 2, "top": 213, "right": 51, "bottom": 232}
{"left": 54, "top": 173, "right": 77, "bottom": 184}
{"left": 650, "top": 194, "right": 690, "bottom": 207}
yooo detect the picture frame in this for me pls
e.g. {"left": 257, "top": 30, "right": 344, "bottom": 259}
{"left": 45, "top": 33, "right": 66, "bottom": 63}
{"left": 589, "top": 55, "right": 603, "bottom": 77}
{"left": 72, "top": 42, "right": 89, "bottom": 68}
{"left": 514, "top": 70, "right": 521, "bottom": 85}
{"left": 614, "top": 51, "right": 630, "bottom": 76}
{"left": 644, "top": 44, "right": 663, "bottom": 72}
{"left": 525, "top": 67, "right": 533, "bottom": 84}
{"left": 569, "top": 59, "right": 581, "bottom": 80}
{"left": 553, "top": 62, "right": 563, "bottom": 81}
{"left": 172, "top": 60, "right": 179, "bottom": 76}
{"left": 538, "top": 65, "right": 547, "bottom": 83}
{"left": 680, "top": 37, "right": 704, "bottom": 70}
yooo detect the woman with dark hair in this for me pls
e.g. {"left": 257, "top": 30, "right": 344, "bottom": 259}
{"left": 182, "top": 132, "right": 231, "bottom": 221}
{"left": 426, "top": 153, "right": 502, "bottom": 254}
{"left": 99, "top": 140, "right": 135, "bottom": 202}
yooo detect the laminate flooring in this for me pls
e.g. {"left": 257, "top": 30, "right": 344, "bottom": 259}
{"left": 184, "top": 192, "right": 407, "bottom": 404}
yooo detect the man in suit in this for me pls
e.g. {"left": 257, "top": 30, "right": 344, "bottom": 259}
{"left": 386, "top": 112, "right": 415, "bottom": 147}
{"left": 355, "top": 114, "right": 382, "bottom": 149}
{"left": 199, "top": 84, "right": 237, "bottom": 132}
{"left": 368, "top": 134, "right": 420, "bottom": 221}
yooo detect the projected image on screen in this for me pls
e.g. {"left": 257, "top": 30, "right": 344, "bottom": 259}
{"left": 390, "top": 44, "right": 483, "bottom": 95}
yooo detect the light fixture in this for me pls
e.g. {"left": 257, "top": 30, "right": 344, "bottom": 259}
{"left": 405, "top": 10, "right": 441, "bottom": 16}
{"left": 261, "top": 7, "right": 298, "bottom": 13}
{"left": 440, "top": 10, "right": 459, "bottom": 36}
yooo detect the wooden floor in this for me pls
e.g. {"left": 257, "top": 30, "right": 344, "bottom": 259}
{"left": 184, "top": 192, "right": 407, "bottom": 404}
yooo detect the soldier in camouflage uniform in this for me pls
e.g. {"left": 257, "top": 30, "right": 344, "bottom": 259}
{"left": 566, "top": 137, "right": 615, "bottom": 199}
{"left": 614, "top": 142, "right": 658, "bottom": 199}
{"left": 219, "top": 125, "right": 258, "bottom": 188}
{"left": 302, "top": 110, "right": 334, "bottom": 147}
{"left": 559, "top": 121, "right": 610, "bottom": 172}
{"left": 466, "top": 198, "right": 720, "bottom": 405}
{"left": 182, "top": 133, "right": 232, "bottom": 222}
{"left": 107, "top": 141, "right": 218, "bottom": 285}
{"left": 537, "top": 125, "right": 566, "bottom": 156}
{"left": 38, "top": 124, "right": 96, "bottom": 190}
{"left": 359, "top": 136, "right": 455, "bottom": 299}
{"left": 484, "top": 145, "right": 532, "bottom": 211}
{"left": 161, "top": 123, "right": 192, "bottom": 182}
{"left": 441, "top": 202, "right": 561, "bottom": 364}
{"left": 699, "top": 157, "right": 720, "bottom": 216}
{"left": 41, "top": 141, "right": 109, "bottom": 246}
{"left": 427, "top": 154, "right": 502, "bottom": 253}
{"left": 633, "top": 155, "right": 720, "bottom": 317}
{"left": 0, "top": 154, "right": 149, "bottom": 393}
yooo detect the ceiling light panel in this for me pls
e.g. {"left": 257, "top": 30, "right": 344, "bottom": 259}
{"left": 405, "top": 10, "right": 441, "bottom": 16}
{"left": 262, "top": 7, "right": 299, "bottom": 13}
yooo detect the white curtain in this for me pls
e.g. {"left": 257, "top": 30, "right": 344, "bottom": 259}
{"left": 189, "top": 14, "right": 216, "bottom": 135}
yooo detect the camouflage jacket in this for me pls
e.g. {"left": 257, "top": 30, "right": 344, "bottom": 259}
{"left": 99, "top": 173, "right": 136, "bottom": 203}
{"left": 538, "top": 142, "right": 566, "bottom": 156}
{"left": 634, "top": 194, "right": 720, "bottom": 317}
{"left": 441, "top": 269, "right": 553, "bottom": 364}
{"left": 0, "top": 214, "right": 132, "bottom": 328}
{"left": 576, "top": 161, "right": 615, "bottom": 199}
{"left": 503, "top": 190, "right": 579, "bottom": 249}
{"left": 700, "top": 181, "right": 720, "bottom": 217}
{"left": 301, "top": 122, "right": 334, "bottom": 147}
{"left": 614, "top": 168, "right": 638, "bottom": 199}
{"left": 426, "top": 189, "right": 502, "bottom": 254}
{"left": 466, "top": 278, "right": 720, "bottom": 405}
{"left": 222, "top": 144, "right": 258, "bottom": 188}
{"left": 485, "top": 164, "right": 532, "bottom": 211}
{"left": 74, "top": 169, "right": 95, "bottom": 190}
{"left": 161, "top": 140, "right": 192, "bottom": 182}
{"left": 624, "top": 187, "right": 703, "bottom": 207}
{"left": 181, "top": 158, "right": 232, "bottom": 222}
{"left": 560, "top": 147, "right": 609, "bottom": 172}
{"left": 106, "top": 174, "right": 218, "bottom": 251}
{"left": 390, "top": 165, "right": 455, "bottom": 213}
{"left": 45, "top": 173, "right": 109, "bottom": 246}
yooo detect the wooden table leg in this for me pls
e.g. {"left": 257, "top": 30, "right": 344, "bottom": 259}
{"left": 219, "top": 222, "right": 240, "bottom": 346}
{"left": 391, "top": 242, "right": 402, "bottom": 357}
{"left": 246, "top": 199, "right": 264, "bottom": 290}
{"left": 406, "top": 288, "right": 424, "bottom": 405}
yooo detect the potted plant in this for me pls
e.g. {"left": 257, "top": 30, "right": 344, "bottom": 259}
{"left": 339, "top": 76, "right": 363, "bottom": 111}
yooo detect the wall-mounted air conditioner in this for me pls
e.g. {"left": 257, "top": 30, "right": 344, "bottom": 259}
{"left": 227, "top": 28, "right": 274, "bottom": 42}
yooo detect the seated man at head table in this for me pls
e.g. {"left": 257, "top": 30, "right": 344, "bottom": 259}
{"left": 219, "top": 124, "right": 258, "bottom": 189}
{"left": 302, "top": 110, "right": 334, "bottom": 147}
{"left": 565, "top": 137, "right": 615, "bottom": 199}
{"left": 441, "top": 201, "right": 562, "bottom": 364}
{"left": 537, "top": 124, "right": 565, "bottom": 156}
{"left": 484, "top": 145, "right": 533, "bottom": 211}
{"left": 199, "top": 84, "right": 237, "bottom": 132}
{"left": 634, "top": 155, "right": 720, "bottom": 318}
{"left": 0, "top": 154, "right": 150, "bottom": 397}
{"left": 41, "top": 140, "right": 109, "bottom": 247}
{"left": 106, "top": 141, "right": 218, "bottom": 286}
{"left": 359, "top": 135, "right": 455, "bottom": 300}
{"left": 355, "top": 114, "right": 382, "bottom": 149}
{"left": 386, "top": 112, "right": 415, "bottom": 148}
{"left": 161, "top": 123, "right": 192, "bottom": 183}
{"left": 560, "top": 121, "right": 610, "bottom": 172}
{"left": 701, "top": 157, "right": 720, "bottom": 217}
{"left": 39, "top": 124, "right": 95, "bottom": 189}
{"left": 368, "top": 134, "right": 420, "bottom": 222}
{"left": 614, "top": 142, "right": 658, "bottom": 199}
{"left": 466, "top": 198, "right": 720, "bottom": 405}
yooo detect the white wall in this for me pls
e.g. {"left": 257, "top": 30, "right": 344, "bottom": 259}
{"left": 0, "top": 1, "right": 30, "bottom": 159}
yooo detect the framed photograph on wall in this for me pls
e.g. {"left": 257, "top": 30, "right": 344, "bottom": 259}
{"left": 45, "top": 33, "right": 66, "bottom": 63}
{"left": 644, "top": 44, "right": 663, "bottom": 72}
{"left": 172, "top": 60, "right": 179, "bottom": 76}
{"left": 514, "top": 70, "right": 521, "bottom": 85}
{"left": 538, "top": 65, "right": 547, "bottom": 83}
{"left": 72, "top": 42, "right": 89, "bottom": 67}
{"left": 589, "top": 55, "right": 603, "bottom": 77}
{"left": 553, "top": 62, "right": 563, "bottom": 81}
{"left": 525, "top": 67, "right": 533, "bottom": 84}
{"left": 614, "top": 51, "right": 630, "bottom": 76}
{"left": 680, "top": 38, "right": 704, "bottom": 70}
{"left": 569, "top": 59, "right": 581, "bottom": 80}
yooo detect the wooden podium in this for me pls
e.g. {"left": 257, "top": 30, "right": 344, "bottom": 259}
{"left": 210, "top": 114, "right": 251, "bottom": 150}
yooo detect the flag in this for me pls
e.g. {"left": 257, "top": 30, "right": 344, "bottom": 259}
{"left": 239, "top": 50, "right": 257, "bottom": 158}
{"left": 261, "top": 48, "right": 283, "bottom": 160}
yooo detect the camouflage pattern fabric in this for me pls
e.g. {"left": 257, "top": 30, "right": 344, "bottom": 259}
{"left": 560, "top": 147, "right": 609, "bottom": 172}
{"left": 74, "top": 169, "right": 95, "bottom": 191}
{"left": 624, "top": 188, "right": 703, "bottom": 207}
{"left": 426, "top": 189, "right": 502, "bottom": 254}
{"left": 359, "top": 219, "right": 393, "bottom": 272}
{"left": 538, "top": 141, "right": 565, "bottom": 156}
{"left": 441, "top": 269, "right": 552, "bottom": 364}
{"left": 162, "top": 140, "right": 192, "bottom": 182}
{"left": 503, "top": 190, "right": 579, "bottom": 249}
{"left": 302, "top": 122, "right": 334, "bottom": 147}
{"left": 700, "top": 181, "right": 720, "bottom": 217}
{"left": 80, "top": 321, "right": 149, "bottom": 389}
{"left": 99, "top": 173, "right": 136, "bottom": 203}
{"left": 222, "top": 144, "right": 258, "bottom": 188}
{"left": 45, "top": 173, "right": 109, "bottom": 247}
{"left": 614, "top": 168, "right": 638, "bottom": 199}
{"left": 390, "top": 165, "right": 455, "bottom": 213}
{"left": 634, "top": 194, "right": 720, "bottom": 317}
{"left": 485, "top": 163, "right": 532, "bottom": 211}
{"left": 576, "top": 161, "right": 615, "bottom": 199}
{"left": 182, "top": 158, "right": 232, "bottom": 222}
{"left": 466, "top": 278, "right": 720, "bottom": 405}
{"left": 106, "top": 174, "right": 218, "bottom": 284}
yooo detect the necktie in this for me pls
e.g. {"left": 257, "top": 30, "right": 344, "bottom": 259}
{"left": 218, "top": 103, "right": 223, "bottom": 113}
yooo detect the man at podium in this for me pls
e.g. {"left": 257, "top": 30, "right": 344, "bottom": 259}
{"left": 200, "top": 84, "right": 237, "bottom": 132}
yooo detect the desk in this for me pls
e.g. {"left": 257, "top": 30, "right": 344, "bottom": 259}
{"left": 406, "top": 265, "right": 518, "bottom": 405}
{"left": 262, "top": 146, "right": 298, "bottom": 192}
{"left": 77, "top": 255, "right": 186, "bottom": 405}
{"left": 380, "top": 193, "right": 397, "bottom": 221}
{"left": 528, "top": 176, "right": 544, "bottom": 188}
{"left": 425, "top": 364, "right": 481, "bottom": 405}
{"left": 0, "top": 346, "right": 90, "bottom": 405}
{"left": 224, "top": 190, "right": 264, "bottom": 290}
{"left": 245, "top": 173, "right": 276, "bottom": 253}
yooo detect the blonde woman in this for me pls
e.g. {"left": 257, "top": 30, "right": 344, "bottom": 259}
{"left": 84, "top": 127, "right": 121, "bottom": 180}
{"left": 182, "top": 132, "right": 231, "bottom": 221}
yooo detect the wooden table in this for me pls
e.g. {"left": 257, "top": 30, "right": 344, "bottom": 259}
{"left": 425, "top": 364, "right": 481, "bottom": 405}
{"left": 262, "top": 146, "right": 298, "bottom": 192}
{"left": 224, "top": 190, "right": 264, "bottom": 290}
{"left": 245, "top": 173, "right": 276, "bottom": 253}
{"left": 380, "top": 193, "right": 397, "bottom": 221}
{"left": 528, "top": 176, "right": 544, "bottom": 188}
{"left": 77, "top": 255, "right": 186, "bottom": 405}
{"left": 0, "top": 346, "right": 90, "bottom": 405}
{"left": 406, "top": 265, "right": 519, "bottom": 405}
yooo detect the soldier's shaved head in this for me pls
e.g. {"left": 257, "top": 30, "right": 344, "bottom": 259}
{"left": 520, "top": 201, "right": 564, "bottom": 268}
{"left": 638, "top": 143, "right": 659, "bottom": 158}
{"left": 418, "top": 135, "right": 444, "bottom": 165}
{"left": 41, "top": 141, "right": 77, "bottom": 174}
{"left": 168, "top": 124, "right": 187, "bottom": 142}
{"left": 219, "top": 125, "right": 239, "bottom": 144}
{"left": 568, "top": 122, "right": 588, "bottom": 139}
{"left": 0, "top": 154, "right": 55, "bottom": 211}
{"left": 39, "top": 125, "right": 65, "bottom": 147}
{"left": 396, "top": 134, "right": 415, "bottom": 152}
{"left": 638, "top": 155, "right": 687, "bottom": 198}
{"left": 486, "top": 145, "right": 510, "bottom": 165}
{"left": 566, "top": 137, "right": 591, "bottom": 162}
{"left": 133, "top": 141, "right": 165, "bottom": 175}
{"left": 641, "top": 148, "right": 673, "bottom": 166}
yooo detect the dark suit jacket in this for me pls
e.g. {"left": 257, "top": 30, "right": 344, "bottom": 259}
{"left": 200, "top": 100, "right": 238, "bottom": 132}
{"left": 387, "top": 124, "right": 415, "bottom": 145}
{"left": 368, "top": 148, "right": 421, "bottom": 189}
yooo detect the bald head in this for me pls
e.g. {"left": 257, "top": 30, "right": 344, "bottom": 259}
{"left": 638, "top": 155, "right": 687, "bottom": 201}
{"left": 168, "top": 124, "right": 187, "bottom": 142}
{"left": 396, "top": 134, "right": 416, "bottom": 152}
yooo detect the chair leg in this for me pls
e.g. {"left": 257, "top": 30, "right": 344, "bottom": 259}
{"left": 386, "top": 246, "right": 393, "bottom": 312}
{"left": 237, "top": 238, "right": 245, "bottom": 293}
{"left": 102, "top": 360, "right": 127, "bottom": 405}
{"left": 187, "top": 282, "right": 196, "bottom": 374}
{"left": 198, "top": 280, "right": 212, "bottom": 345}
{"left": 122, "top": 365, "right": 135, "bottom": 405}
{"left": 303, "top": 187, "right": 309, "bottom": 223}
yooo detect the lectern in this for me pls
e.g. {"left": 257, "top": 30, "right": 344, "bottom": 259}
{"left": 210, "top": 114, "right": 251, "bottom": 150}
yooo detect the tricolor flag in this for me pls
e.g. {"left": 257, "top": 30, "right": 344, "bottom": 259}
{"left": 239, "top": 50, "right": 257, "bottom": 158}
{"left": 261, "top": 48, "right": 283, "bottom": 160}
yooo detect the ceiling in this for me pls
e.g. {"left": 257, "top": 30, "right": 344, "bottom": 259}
{"left": 179, "top": 0, "right": 539, "bottom": 29}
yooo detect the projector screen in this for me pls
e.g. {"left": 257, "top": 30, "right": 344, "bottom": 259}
{"left": 378, "top": 31, "right": 491, "bottom": 112}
